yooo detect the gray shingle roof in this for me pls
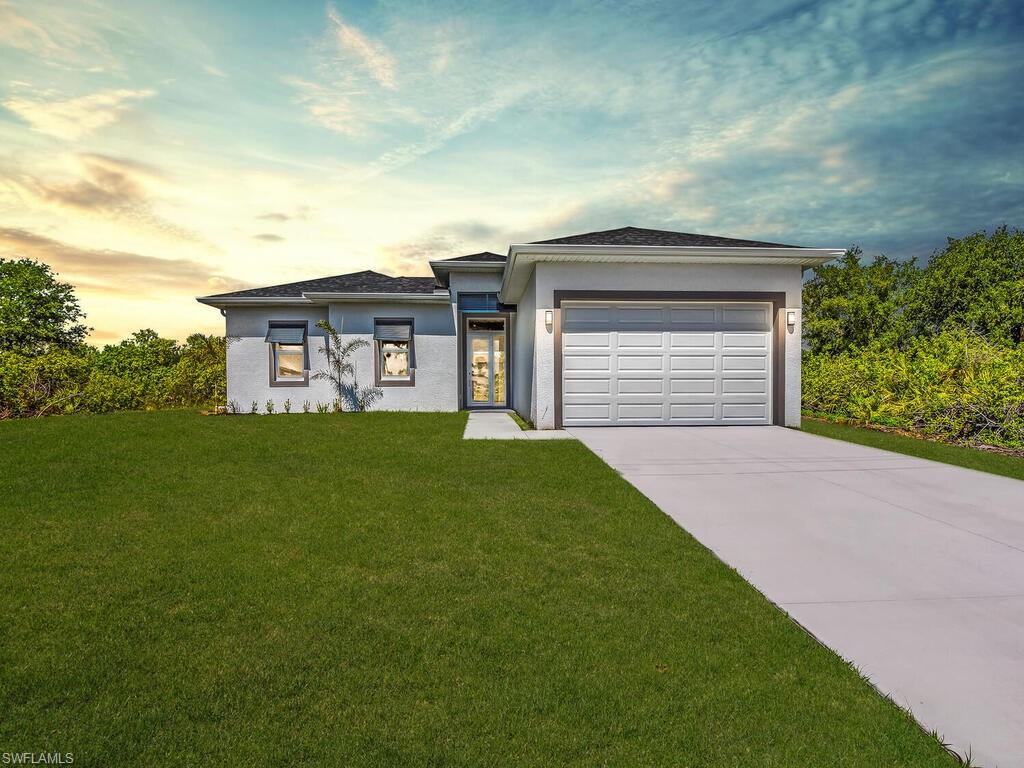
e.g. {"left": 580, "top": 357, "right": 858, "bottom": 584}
{"left": 204, "top": 270, "right": 438, "bottom": 299}
{"left": 439, "top": 251, "right": 507, "bottom": 262}
{"left": 530, "top": 226, "right": 801, "bottom": 248}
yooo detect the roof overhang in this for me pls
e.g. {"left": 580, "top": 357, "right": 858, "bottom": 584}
{"left": 197, "top": 291, "right": 451, "bottom": 309}
{"left": 428, "top": 259, "right": 505, "bottom": 288}
{"left": 499, "top": 244, "right": 845, "bottom": 302}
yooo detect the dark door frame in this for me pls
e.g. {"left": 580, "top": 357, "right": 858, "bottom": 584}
{"left": 459, "top": 312, "right": 513, "bottom": 410}
{"left": 552, "top": 290, "right": 787, "bottom": 428}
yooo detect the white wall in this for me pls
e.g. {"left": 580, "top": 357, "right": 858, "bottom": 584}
{"left": 225, "top": 305, "right": 333, "bottom": 412}
{"left": 224, "top": 301, "right": 458, "bottom": 413}
{"left": 512, "top": 269, "right": 536, "bottom": 423}
{"left": 526, "top": 262, "right": 804, "bottom": 428}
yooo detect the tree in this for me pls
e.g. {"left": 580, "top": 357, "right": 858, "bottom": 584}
{"left": 802, "top": 246, "right": 919, "bottom": 355}
{"left": 312, "top": 320, "right": 382, "bottom": 411}
{"left": 0, "top": 258, "right": 89, "bottom": 354}
{"left": 908, "top": 227, "right": 1024, "bottom": 345}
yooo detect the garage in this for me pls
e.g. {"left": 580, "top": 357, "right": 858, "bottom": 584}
{"left": 560, "top": 301, "right": 774, "bottom": 426}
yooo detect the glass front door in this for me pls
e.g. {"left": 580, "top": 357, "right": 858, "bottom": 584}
{"left": 466, "top": 320, "right": 506, "bottom": 407}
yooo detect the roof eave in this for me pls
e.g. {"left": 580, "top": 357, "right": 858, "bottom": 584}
{"left": 499, "top": 245, "right": 844, "bottom": 302}
{"left": 302, "top": 291, "right": 450, "bottom": 303}
{"left": 197, "top": 291, "right": 451, "bottom": 308}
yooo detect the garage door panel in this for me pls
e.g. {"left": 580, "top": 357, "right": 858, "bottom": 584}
{"left": 722, "top": 307, "right": 769, "bottom": 326}
{"left": 617, "top": 355, "right": 664, "bottom": 372}
{"left": 618, "top": 307, "right": 665, "bottom": 324}
{"left": 617, "top": 378, "right": 664, "bottom": 395}
{"left": 564, "top": 403, "right": 611, "bottom": 421}
{"left": 563, "top": 378, "right": 611, "bottom": 394}
{"left": 722, "top": 354, "right": 767, "bottom": 371}
{"left": 564, "top": 332, "right": 611, "bottom": 349}
{"left": 670, "top": 378, "right": 717, "bottom": 394}
{"left": 670, "top": 332, "right": 716, "bottom": 348}
{"left": 618, "top": 332, "right": 664, "bottom": 348}
{"left": 670, "top": 355, "right": 716, "bottom": 371}
{"left": 669, "top": 307, "right": 716, "bottom": 323}
{"left": 721, "top": 377, "right": 767, "bottom": 394}
{"left": 564, "top": 306, "right": 612, "bottom": 325}
{"left": 564, "top": 354, "right": 611, "bottom": 371}
{"left": 669, "top": 403, "right": 717, "bottom": 420}
{"left": 722, "top": 403, "right": 769, "bottom": 420}
{"left": 562, "top": 301, "right": 772, "bottom": 426}
{"left": 722, "top": 333, "right": 768, "bottom": 349}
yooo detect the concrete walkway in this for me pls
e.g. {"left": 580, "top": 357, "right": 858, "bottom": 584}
{"left": 570, "top": 425, "right": 1024, "bottom": 768}
{"left": 463, "top": 411, "right": 575, "bottom": 440}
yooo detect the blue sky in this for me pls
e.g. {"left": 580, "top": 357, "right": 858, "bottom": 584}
{"left": 1, "top": 0, "right": 1022, "bottom": 340}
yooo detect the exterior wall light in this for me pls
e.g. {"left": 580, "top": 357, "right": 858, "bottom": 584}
{"left": 544, "top": 310, "right": 553, "bottom": 330}
{"left": 786, "top": 310, "right": 797, "bottom": 326}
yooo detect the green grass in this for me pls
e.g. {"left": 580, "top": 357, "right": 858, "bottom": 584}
{"left": 1, "top": 411, "right": 959, "bottom": 767}
{"left": 508, "top": 410, "right": 533, "bottom": 431}
{"left": 802, "top": 416, "right": 1024, "bottom": 482}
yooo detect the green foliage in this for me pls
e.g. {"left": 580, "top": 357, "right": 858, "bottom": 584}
{"left": 312, "top": 319, "right": 383, "bottom": 411}
{"left": 908, "top": 226, "right": 1024, "bottom": 344}
{"left": 0, "top": 258, "right": 89, "bottom": 355}
{"left": 0, "top": 329, "right": 229, "bottom": 418}
{"left": 803, "top": 330, "right": 1024, "bottom": 448}
{"left": 802, "top": 247, "right": 919, "bottom": 354}
{"left": 802, "top": 229, "right": 1024, "bottom": 448}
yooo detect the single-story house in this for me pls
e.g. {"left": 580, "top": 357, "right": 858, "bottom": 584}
{"left": 197, "top": 226, "right": 842, "bottom": 428}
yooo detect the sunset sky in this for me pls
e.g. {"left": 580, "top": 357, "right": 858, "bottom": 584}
{"left": 1, "top": 0, "right": 1022, "bottom": 343}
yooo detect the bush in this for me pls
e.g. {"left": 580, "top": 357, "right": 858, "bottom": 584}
{"left": 803, "top": 330, "right": 1024, "bottom": 448}
{"left": 0, "top": 330, "right": 228, "bottom": 419}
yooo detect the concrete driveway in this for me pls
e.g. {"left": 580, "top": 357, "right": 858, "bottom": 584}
{"left": 570, "top": 426, "right": 1024, "bottom": 768}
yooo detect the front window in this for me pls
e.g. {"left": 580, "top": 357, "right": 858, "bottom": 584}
{"left": 274, "top": 344, "right": 305, "bottom": 379}
{"left": 374, "top": 319, "right": 414, "bottom": 386}
{"left": 380, "top": 341, "right": 410, "bottom": 378}
{"left": 265, "top": 322, "right": 308, "bottom": 385}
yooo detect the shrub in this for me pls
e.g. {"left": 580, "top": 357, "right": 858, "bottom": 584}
{"left": 803, "top": 330, "right": 1024, "bottom": 448}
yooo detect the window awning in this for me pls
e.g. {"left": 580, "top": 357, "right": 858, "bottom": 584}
{"left": 374, "top": 322, "right": 412, "bottom": 342}
{"left": 265, "top": 325, "right": 306, "bottom": 344}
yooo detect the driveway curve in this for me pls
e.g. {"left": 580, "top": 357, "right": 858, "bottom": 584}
{"left": 571, "top": 425, "right": 1024, "bottom": 768}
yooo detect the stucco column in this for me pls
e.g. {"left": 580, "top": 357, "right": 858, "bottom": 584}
{"left": 534, "top": 304, "right": 556, "bottom": 429}
{"left": 784, "top": 306, "right": 801, "bottom": 427}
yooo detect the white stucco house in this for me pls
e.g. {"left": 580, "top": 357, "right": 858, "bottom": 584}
{"left": 197, "top": 227, "right": 842, "bottom": 428}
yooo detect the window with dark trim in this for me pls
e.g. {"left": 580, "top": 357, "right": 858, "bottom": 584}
{"left": 457, "top": 292, "right": 516, "bottom": 313}
{"left": 266, "top": 321, "right": 309, "bottom": 386}
{"left": 374, "top": 318, "right": 415, "bottom": 387}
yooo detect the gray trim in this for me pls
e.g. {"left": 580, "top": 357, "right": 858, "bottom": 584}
{"left": 268, "top": 320, "right": 310, "bottom": 388}
{"left": 552, "top": 291, "right": 786, "bottom": 428}
{"left": 374, "top": 317, "right": 415, "bottom": 387}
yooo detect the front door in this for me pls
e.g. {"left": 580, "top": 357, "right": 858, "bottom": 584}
{"left": 466, "top": 319, "right": 506, "bottom": 407}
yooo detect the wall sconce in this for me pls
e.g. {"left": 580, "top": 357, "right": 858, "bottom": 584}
{"left": 544, "top": 309, "right": 553, "bottom": 331}
{"left": 786, "top": 310, "right": 797, "bottom": 327}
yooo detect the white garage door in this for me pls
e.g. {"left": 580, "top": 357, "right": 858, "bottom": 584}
{"left": 561, "top": 302, "right": 773, "bottom": 426}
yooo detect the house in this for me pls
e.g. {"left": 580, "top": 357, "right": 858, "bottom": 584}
{"left": 197, "top": 226, "right": 842, "bottom": 428}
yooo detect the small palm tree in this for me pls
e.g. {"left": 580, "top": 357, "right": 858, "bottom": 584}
{"left": 312, "top": 320, "right": 383, "bottom": 412}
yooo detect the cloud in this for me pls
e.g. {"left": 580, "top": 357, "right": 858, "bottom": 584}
{"left": 256, "top": 212, "right": 290, "bottom": 222}
{"left": 379, "top": 220, "right": 505, "bottom": 275}
{"left": 2, "top": 87, "right": 155, "bottom": 140}
{"left": 202, "top": 63, "right": 227, "bottom": 78}
{"left": 253, "top": 233, "right": 284, "bottom": 242}
{"left": 0, "top": 1, "right": 60, "bottom": 56}
{"left": 2, "top": 154, "right": 202, "bottom": 242}
{"left": 325, "top": 5, "right": 396, "bottom": 89}
{"left": 0, "top": 227, "right": 248, "bottom": 296}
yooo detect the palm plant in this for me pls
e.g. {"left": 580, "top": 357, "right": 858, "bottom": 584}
{"left": 312, "top": 320, "right": 383, "bottom": 412}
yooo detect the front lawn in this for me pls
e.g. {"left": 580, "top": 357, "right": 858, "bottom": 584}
{"left": 802, "top": 416, "right": 1024, "bottom": 482}
{"left": 1, "top": 412, "right": 958, "bottom": 766}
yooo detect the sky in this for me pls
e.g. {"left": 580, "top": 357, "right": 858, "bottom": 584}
{"left": 1, "top": 0, "right": 1022, "bottom": 343}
